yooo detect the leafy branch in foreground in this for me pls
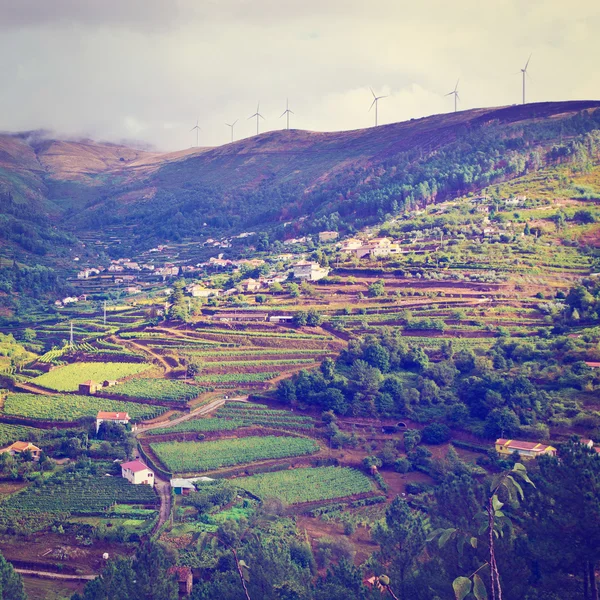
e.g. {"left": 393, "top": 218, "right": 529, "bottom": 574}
{"left": 429, "top": 462, "right": 534, "bottom": 600}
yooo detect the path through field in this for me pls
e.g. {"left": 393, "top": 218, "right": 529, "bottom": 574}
{"left": 15, "top": 569, "right": 95, "bottom": 581}
{"left": 135, "top": 395, "right": 248, "bottom": 532}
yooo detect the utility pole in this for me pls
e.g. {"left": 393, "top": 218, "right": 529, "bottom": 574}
{"left": 69, "top": 321, "right": 74, "bottom": 350}
{"left": 103, "top": 300, "right": 107, "bottom": 326}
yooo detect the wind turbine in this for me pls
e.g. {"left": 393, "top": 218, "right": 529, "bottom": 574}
{"left": 190, "top": 118, "right": 201, "bottom": 147}
{"left": 248, "top": 102, "right": 265, "bottom": 136}
{"left": 280, "top": 98, "right": 294, "bottom": 130}
{"left": 225, "top": 119, "right": 238, "bottom": 143}
{"left": 445, "top": 79, "right": 460, "bottom": 113}
{"left": 369, "top": 88, "right": 387, "bottom": 127}
{"left": 520, "top": 54, "right": 532, "bottom": 105}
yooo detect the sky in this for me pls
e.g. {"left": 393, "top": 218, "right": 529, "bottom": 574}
{"left": 0, "top": 0, "right": 599, "bottom": 151}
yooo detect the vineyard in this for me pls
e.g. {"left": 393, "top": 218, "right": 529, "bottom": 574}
{"left": 146, "top": 418, "right": 244, "bottom": 435}
{"left": 33, "top": 361, "right": 151, "bottom": 392}
{"left": 196, "top": 372, "right": 280, "bottom": 384}
{"left": 109, "top": 379, "right": 199, "bottom": 403}
{"left": 234, "top": 466, "right": 373, "bottom": 505}
{"left": 216, "top": 403, "right": 315, "bottom": 430}
{"left": 150, "top": 436, "right": 320, "bottom": 473}
{"left": 2, "top": 393, "right": 167, "bottom": 421}
{"left": 1, "top": 468, "right": 158, "bottom": 514}
{"left": 0, "top": 422, "right": 42, "bottom": 447}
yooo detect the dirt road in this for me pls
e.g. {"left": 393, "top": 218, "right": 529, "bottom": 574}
{"left": 16, "top": 569, "right": 95, "bottom": 581}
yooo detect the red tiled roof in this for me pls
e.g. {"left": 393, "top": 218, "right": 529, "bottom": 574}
{"left": 585, "top": 362, "right": 600, "bottom": 368}
{"left": 120, "top": 460, "right": 150, "bottom": 473}
{"left": 9, "top": 441, "right": 40, "bottom": 452}
{"left": 97, "top": 412, "right": 130, "bottom": 420}
{"left": 496, "top": 439, "right": 554, "bottom": 452}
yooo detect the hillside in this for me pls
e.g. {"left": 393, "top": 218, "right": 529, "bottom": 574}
{"left": 1, "top": 100, "right": 600, "bottom": 274}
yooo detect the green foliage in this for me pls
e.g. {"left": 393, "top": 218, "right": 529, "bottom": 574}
{"left": 235, "top": 466, "right": 373, "bottom": 504}
{"left": 150, "top": 436, "right": 319, "bottom": 473}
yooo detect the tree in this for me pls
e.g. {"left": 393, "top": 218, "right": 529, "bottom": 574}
{"left": 306, "top": 308, "right": 323, "bottom": 327}
{"left": 368, "top": 279, "right": 386, "bottom": 297}
{"left": 421, "top": 423, "right": 451, "bottom": 445}
{"left": 525, "top": 440, "right": 600, "bottom": 599}
{"left": 0, "top": 551, "right": 26, "bottom": 600}
{"left": 371, "top": 497, "right": 428, "bottom": 599}
{"left": 287, "top": 283, "right": 300, "bottom": 298}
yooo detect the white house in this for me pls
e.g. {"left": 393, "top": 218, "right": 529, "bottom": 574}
{"left": 293, "top": 261, "right": 330, "bottom": 281}
{"left": 120, "top": 459, "right": 154, "bottom": 486}
{"left": 96, "top": 411, "right": 131, "bottom": 433}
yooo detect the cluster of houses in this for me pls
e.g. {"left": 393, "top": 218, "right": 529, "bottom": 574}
{"left": 495, "top": 437, "right": 600, "bottom": 459}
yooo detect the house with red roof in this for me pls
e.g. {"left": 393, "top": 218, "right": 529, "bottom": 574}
{"left": 96, "top": 411, "right": 130, "bottom": 433}
{"left": 495, "top": 438, "right": 557, "bottom": 459}
{"left": 120, "top": 459, "right": 154, "bottom": 486}
{"left": 0, "top": 441, "right": 42, "bottom": 461}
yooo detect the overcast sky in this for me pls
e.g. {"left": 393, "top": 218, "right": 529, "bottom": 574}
{"left": 0, "top": 0, "right": 598, "bottom": 151}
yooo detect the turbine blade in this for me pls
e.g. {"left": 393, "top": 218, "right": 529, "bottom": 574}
{"left": 369, "top": 98, "right": 376, "bottom": 111}
{"left": 370, "top": 87, "right": 376, "bottom": 98}
{"left": 445, "top": 91, "right": 454, "bottom": 96}
{"left": 524, "top": 53, "right": 532, "bottom": 70}
{"left": 280, "top": 111, "right": 286, "bottom": 118}
{"left": 233, "top": 119, "right": 238, "bottom": 126}
{"left": 259, "top": 114, "right": 265, "bottom": 120}
{"left": 378, "top": 95, "right": 388, "bottom": 100}
{"left": 455, "top": 78, "right": 460, "bottom": 92}
{"left": 289, "top": 110, "right": 295, "bottom": 114}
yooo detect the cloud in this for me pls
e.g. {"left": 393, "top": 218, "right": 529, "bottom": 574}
{"left": 0, "top": 0, "right": 598, "bottom": 150}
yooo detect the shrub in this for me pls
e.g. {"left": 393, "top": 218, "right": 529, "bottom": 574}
{"left": 421, "top": 423, "right": 451, "bottom": 445}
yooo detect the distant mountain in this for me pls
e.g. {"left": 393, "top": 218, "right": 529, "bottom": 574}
{"left": 2, "top": 100, "right": 600, "bottom": 268}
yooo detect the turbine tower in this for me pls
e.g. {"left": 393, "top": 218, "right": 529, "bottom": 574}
{"left": 248, "top": 102, "right": 265, "bottom": 136}
{"left": 225, "top": 119, "right": 238, "bottom": 143}
{"left": 280, "top": 98, "right": 294, "bottom": 130}
{"left": 369, "top": 88, "right": 387, "bottom": 127}
{"left": 190, "top": 118, "right": 201, "bottom": 147}
{"left": 521, "top": 54, "right": 532, "bottom": 105}
{"left": 445, "top": 79, "right": 460, "bottom": 113}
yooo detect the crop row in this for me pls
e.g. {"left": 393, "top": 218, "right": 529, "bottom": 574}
{"left": 184, "top": 348, "right": 328, "bottom": 358}
{"left": 192, "top": 328, "right": 332, "bottom": 340}
{"left": 235, "top": 466, "right": 373, "bottom": 505}
{"left": 109, "top": 379, "right": 199, "bottom": 403}
{"left": 146, "top": 418, "right": 244, "bottom": 435}
{"left": 150, "top": 436, "right": 319, "bottom": 473}
{"left": 0, "top": 422, "right": 42, "bottom": 447}
{"left": 3, "top": 471, "right": 158, "bottom": 514}
{"left": 196, "top": 359, "right": 316, "bottom": 368}
{"left": 3, "top": 393, "right": 167, "bottom": 422}
{"left": 196, "top": 372, "right": 280, "bottom": 384}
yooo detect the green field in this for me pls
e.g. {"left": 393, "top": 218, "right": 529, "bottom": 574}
{"left": 150, "top": 436, "right": 319, "bottom": 473}
{"left": 33, "top": 362, "right": 151, "bottom": 392}
{"left": 0, "top": 468, "right": 158, "bottom": 514}
{"left": 235, "top": 466, "right": 373, "bottom": 504}
{"left": 0, "top": 422, "right": 42, "bottom": 447}
{"left": 109, "top": 378, "right": 199, "bottom": 403}
{"left": 3, "top": 393, "right": 167, "bottom": 422}
{"left": 146, "top": 418, "right": 244, "bottom": 435}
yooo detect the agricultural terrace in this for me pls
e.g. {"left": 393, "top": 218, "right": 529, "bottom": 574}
{"left": 0, "top": 466, "right": 157, "bottom": 515}
{"left": 33, "top": 361, "right": 151, "bottom": 392}
{"left": 215, "top": 402, "right": 315, "bottom": 430}
{"left": 146, "top": 418, "right": 244, "bottom": 435}
{"left": 3, "top": 393, "right": 167, "bottom": 421}
{"left": 0, "top": 422, "right": 43, "bottom": 447}
{"left": 234, "top": 466, "right": 373, "bottom": 505}
{"left": 150, "top": 436, "right": 320, "bottom": 473}
{"left": 109, "top": 378, "right": 199, "bottom": 403}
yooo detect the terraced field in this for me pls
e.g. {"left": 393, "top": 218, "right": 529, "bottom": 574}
{"left": 3, "top": 393, "right": 167, "bottom": 422}
{"left": 235, "top": 466, "right": 373, "bottom": 504}
{"left": 33, "top": 361, "right": 151, "bottom": 392}
{"left": 150, "top": 436, "right": 320, "bottom": 473}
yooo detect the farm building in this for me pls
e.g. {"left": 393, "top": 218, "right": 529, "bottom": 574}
{"left": 495, "top": 439, "right": 557, "bottom": 459}
{"left": 79, "top": 380, "right": 101, "bottom": 395}
{"left": 237, "top": 278, "right": 262, "bottom": 292}
{"left": 102, "top": 380, "right": 118, "bottom": 388}
{"left": 318, "top": 231, "right": 339, "bottom": 242}
{"left": 170, "top": 478, "right": 196, "bottom": 495}
{"left": 186, "top": 284, "right": 221, "bottom": 298}
{"left": 293, "top": 261, "right": 330, "bottom": 281}
{"left": 96, "top": 411, "right": 131, "bottom": 433}
{"left": 213, "top": 312, "right": 268, "bottom": 322}
{"left": 0, "top": 441, "right": 42, "bottom": 461}
{"left": 120, "top": 459, "right": 154, "bottom": 486}
{"left": 167, "top": 566, "right": 193, "bottom": 596}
